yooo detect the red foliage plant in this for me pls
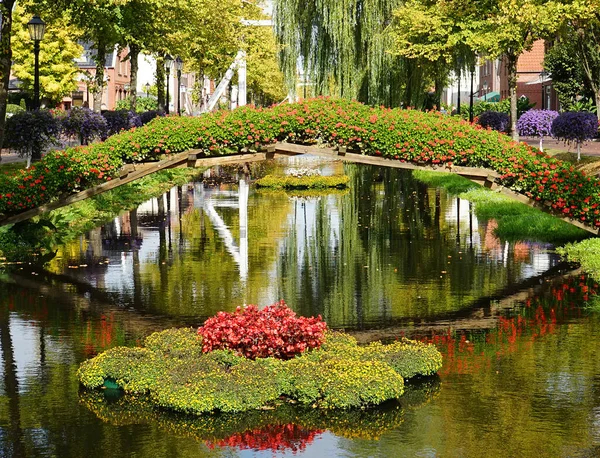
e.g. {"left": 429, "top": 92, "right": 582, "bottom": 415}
{"left": 197, "top": 301, "right": 328, "bottom": 359}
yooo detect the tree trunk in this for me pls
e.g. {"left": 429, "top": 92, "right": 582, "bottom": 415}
{"left": 156, "top": 55, "right": 165, "bottom": 112}
{"left": 129, "top": 43, "right": 140, "bottom": 112}
{"left": 93, "top": 40, "right": 107, "bottom": 113}
{"left": 595, "top": 92, "right": 600, "bottom": 122}
{"left": 0, "top": 1, "right": 16, "bottom": 161}
{"left": 506, "top": 53, "right": 519, "bottom": 142}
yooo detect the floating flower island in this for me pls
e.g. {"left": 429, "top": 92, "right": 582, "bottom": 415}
{"left": 255, "top": 174, "right": 350, "bottom": 190}
{"left": 77, "top": 302, "right": 442, "bottom": 414}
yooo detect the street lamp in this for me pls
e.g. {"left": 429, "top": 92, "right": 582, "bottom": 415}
{"left": 175, "top": 57, "right": 183, "bottom": 116}
{"left": 540, "top": 70, "right": 548, "bottom": 109}
{"left": 145, "top": 82, "right": 150, "bottom": 98}
{"left": 164, "top": 54, "right": 173, "bottom": 114}
{"left": 27, "top": 15, "right": 46, "bottom": 110}
{"left": 483, "top": 80, "right": 488, "bottom": 102}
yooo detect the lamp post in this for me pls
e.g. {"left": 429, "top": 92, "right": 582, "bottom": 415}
{"left": 145, "top": 82, "right": 150, "bottom": 98}
{"left": 483, "top": 80, "right": 488, "bottom": 102}
{"left": 164, "top": 54, "right": 173, "bottom": 114}
{"left": 27, "top": 15, "right": 46, "bottom": 110}
{"left": 539, "top": 70, "right": 548, "bottom": 109}
{"left": 175, "top": 57, "right": 183, "bottom": 116}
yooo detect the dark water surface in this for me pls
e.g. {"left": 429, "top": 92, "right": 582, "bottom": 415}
{"left": 1, "top": 160, "right": 599, "bottom": 457}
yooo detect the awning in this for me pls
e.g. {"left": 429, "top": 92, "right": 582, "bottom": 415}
{"left": 478, "top": 91, "right": 500, "bottom": 102}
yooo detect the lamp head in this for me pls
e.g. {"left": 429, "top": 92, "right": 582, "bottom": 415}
{"left": 28, "top": 15, "right": 46, "bottom": 42}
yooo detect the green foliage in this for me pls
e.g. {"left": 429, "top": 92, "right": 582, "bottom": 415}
{"left": 143, "top": 327, "right": 202, "bottom": 358}
{"left": 116, "top": 97, "right": 158, "bottom": 113}
{"left": 412, "top": 171, "right": 588, "bottom": 244}
{"left": 460, "top": 97, "right": 535, "bottom": 121}
{"left": 77, "top": 328, "right": 442, "bottom": 413}
{"left": 10, "top": 0, "right": 82, "bottom": 105}
{"left": 544, "top": 38, "right": 592, "bottom": 109}
{"left": 281, "top": 358, "right": 404, "bottom": 409}
{"left": 256, "top": 174, "right": 350, "bottom": 190}
{"left": 5, "top": 104, "right": 25, "bottom": 117}
{"left": 557, "top": 239, "right": 600, "bottom": 281}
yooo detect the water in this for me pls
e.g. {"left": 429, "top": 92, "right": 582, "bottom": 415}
{"left": 1, "top": 160, "right": 599, "bottom": 457}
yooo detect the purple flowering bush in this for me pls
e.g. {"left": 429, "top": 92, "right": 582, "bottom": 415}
{"left": 61, "top": 107, "right": 108, "bottom": 145}
{"left": 517, "top": 109, "right": 559, "bottom": 152}
{"left": 551, "top": 111, "right": 599, "bottom": 160}
{"left": 3, "top": 109, "right": 62, "bottom": 159}
{"left": 477, "top": 111, "right": 509, "bottom": 132}
{"left": 140, "top": 110, "right": 165, "bottom": 125}
{"left": 101, "top": 110, "right": 143, "bottom": 138}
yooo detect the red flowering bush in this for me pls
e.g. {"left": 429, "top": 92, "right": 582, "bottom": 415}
{"left": 198, "top": 301, "right": 327, "bottom": 359}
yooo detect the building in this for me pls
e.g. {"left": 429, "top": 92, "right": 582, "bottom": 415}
{"left": 478, "top": 40, "right": 559, "bottom": 110}
{"left": 63, "top": 42, "right": 132, "bottom": 110}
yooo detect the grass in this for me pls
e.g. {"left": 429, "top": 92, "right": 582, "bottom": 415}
{"left": 556, "top": 239, "right": 600, "bottom": 281}
{"left": 412, "top": 170, "right": 589, "bottom": 244}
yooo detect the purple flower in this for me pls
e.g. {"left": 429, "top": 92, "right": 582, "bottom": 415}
{"left": 477, "top": 111, "right": 509, "bottom": 132}
{"left": 517, "top": 109, "right": 559, "bottom": 137}
{"left": 61, "top": 107, "right": 108, "bottom": 145}
{"left": 551, "top": 112, "right": 598, "bottom": 143}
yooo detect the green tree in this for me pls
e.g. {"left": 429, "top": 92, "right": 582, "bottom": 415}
{"left": 388, "top": 0, "right": 593, "bottom": 141}
{"left": 10, "top": 1, "right": 82, "bottom": 107}
{"left": 0, "top": 0, "right": 19, "bottom": 159}
{"left": 544, "top": 37, "right": 592, "bottom": 109}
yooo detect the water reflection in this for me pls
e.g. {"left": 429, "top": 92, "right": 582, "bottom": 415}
{"left": 39, "top": 163, "right": 560, "bottom": 329}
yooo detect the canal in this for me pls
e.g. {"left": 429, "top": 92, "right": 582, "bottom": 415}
{"left": 1, "top": 160, "right": 598, "bottom": 457}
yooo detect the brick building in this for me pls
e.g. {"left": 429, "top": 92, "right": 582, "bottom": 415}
{"left": 61, "top": 42, "right": 132, "bottom": 110}
{"left": 479, "top": 40, "right": 559, "bottom": 110}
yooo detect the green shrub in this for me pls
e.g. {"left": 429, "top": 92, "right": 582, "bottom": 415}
{"left": 151, "top": 358, "right": 283, "bottom": 414}
{"left": 282, "top": 358, "right": 404, "bottom": 409}
{"left": 362, "top": 339, "right": 443, "bottom": 379}
{"left": 77, "top": 347, "right": 158, "bottom": 393}
{"left": 144, "top": 327, "right": 202, "bottom": 358}
{"left": 6, "top": 104, "right": 25, "bottom": 117}
{"left": 255, "top": 174, "right": 350, "bottom": 189}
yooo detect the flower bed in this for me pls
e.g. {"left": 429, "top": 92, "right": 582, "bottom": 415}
{"left": 2, "top": 97, "right": 600, "bottom": 229}
{"left": 255, "top": 174, "right": 350, "bottom": 190}
{"left": 77, "top": 303, "right": 442, "bottom": 414}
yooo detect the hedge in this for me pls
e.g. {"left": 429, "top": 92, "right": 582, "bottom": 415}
{"left": 77, "top": 328, "right": 442, "bottom": 413}
{"left": 3, "top": 97, "right": 600, "bottom": 230}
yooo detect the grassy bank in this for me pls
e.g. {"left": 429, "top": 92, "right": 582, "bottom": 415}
{"left": 412, "top": 170, "right": 588, "bottom": 244}
{"left": 0, "top": 168, "right": 202, "bottom": 261}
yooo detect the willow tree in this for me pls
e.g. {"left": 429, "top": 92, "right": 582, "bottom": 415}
{"left": 273, "top": 0, "right": 433, "bottom": 107}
